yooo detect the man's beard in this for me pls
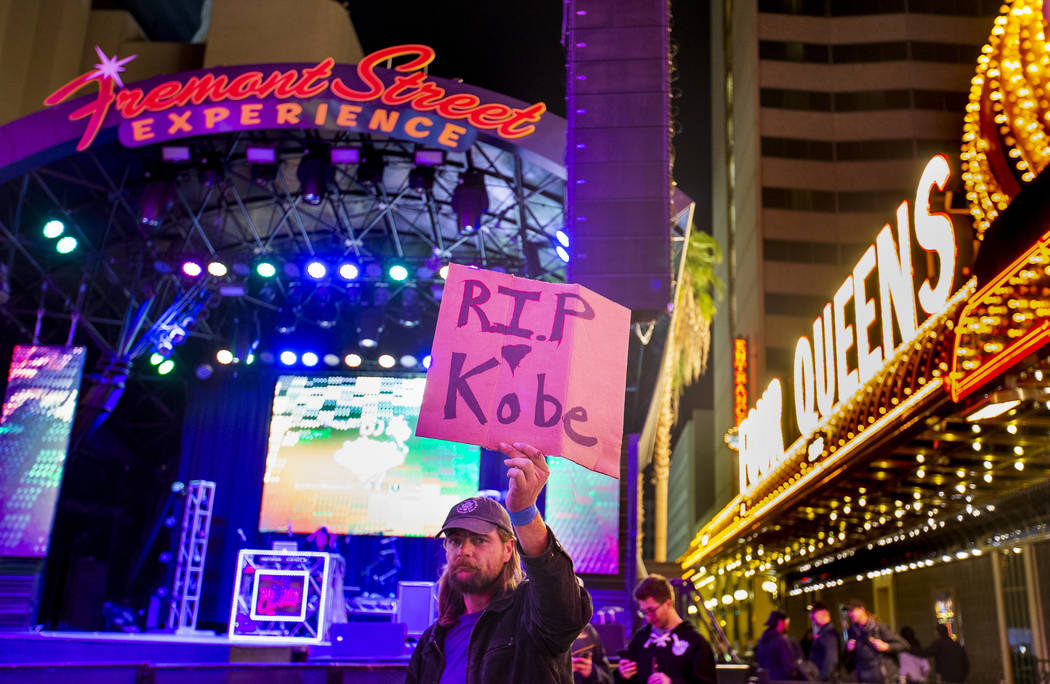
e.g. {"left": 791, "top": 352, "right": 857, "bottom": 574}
{"left": 447, "top": 562, "right": 502, "bottom": 595}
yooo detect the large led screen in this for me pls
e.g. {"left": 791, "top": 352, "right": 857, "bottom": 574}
{"left": 259, "top": 375, "right": 480, "bottom": 537}
{"left": 0, "top": 345, "right": 86, "bottom": 557}
{"left": 544, "top": 457, "right": 619, "bottom": 574}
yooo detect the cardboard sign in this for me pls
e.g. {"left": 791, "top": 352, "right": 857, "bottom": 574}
{"left": 416, "top": 264, "right": 629, "bottom": 477}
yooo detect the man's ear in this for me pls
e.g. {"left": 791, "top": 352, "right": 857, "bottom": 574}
{"left": 503, "top": 538, "right": 514, "bottom": 563}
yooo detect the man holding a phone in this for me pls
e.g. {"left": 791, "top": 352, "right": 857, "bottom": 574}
{"left": 572, "top": 623, "right": 613, "bottom": 683}
{"left": 615, "top": 575, "right": 716, "bottom": 684}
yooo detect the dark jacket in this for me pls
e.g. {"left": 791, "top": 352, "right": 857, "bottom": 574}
{"left": 756, "top": 627, "right": 798, "bottom": 681}
{"left": 405, "top": 530, "right": 592, "bottom": 684}
{"left": 573, "top": 623, "right": 613, "bottom": 684}
{"left": 913, "top": 635, "right": 969, "bottom": 683}
{"left": 847, "top": 618, "right": 907, "bottom": 683}
{"left": 614, "top": 621, "right": 717, "bottom": 684}
{"left": 808, "top": 621, "right": 841, "bottom": 681}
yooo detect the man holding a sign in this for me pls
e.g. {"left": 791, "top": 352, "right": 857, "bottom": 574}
{"left": 405, "top": 440, "right": 593, "bottom": 683}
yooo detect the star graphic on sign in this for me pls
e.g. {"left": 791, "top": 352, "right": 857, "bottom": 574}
{"left": 89, "top": 45, "right": 136, "bottom": 88}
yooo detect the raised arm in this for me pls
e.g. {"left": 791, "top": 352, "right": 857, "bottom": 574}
{"left": 500, "top": 441, "right": 551, "bottom": 555}
{"left": 499, "top": 441, "right": 591, "bottom": 652}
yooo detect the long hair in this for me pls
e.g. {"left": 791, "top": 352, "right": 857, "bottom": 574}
{"left": 437, "top": 528, "right": 523, "bottom": 627}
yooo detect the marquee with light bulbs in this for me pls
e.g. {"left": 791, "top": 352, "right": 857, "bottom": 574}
{"left": 681, "top": 0, "right": 1050, "bottom": 595}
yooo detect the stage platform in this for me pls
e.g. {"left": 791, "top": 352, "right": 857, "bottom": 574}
{"left": 0, "top": 630, "right": 411, "bottom": 683}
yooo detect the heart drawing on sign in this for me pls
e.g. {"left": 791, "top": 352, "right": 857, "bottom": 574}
{"left": 500, "top": 344, "right": 532, "bottom": 373}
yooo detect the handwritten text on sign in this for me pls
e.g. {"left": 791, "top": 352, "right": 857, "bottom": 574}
{"left": 416, "top": 264, "right": 629, "bottom": 477}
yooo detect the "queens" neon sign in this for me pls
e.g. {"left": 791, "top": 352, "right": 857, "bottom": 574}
{"left": 738, "top": 155, "right": 958, "bottom": 495}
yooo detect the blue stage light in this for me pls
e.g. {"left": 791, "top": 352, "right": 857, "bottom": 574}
{"left": 555, "top": 245, "right": 570, "bottom": 263}
{"left": 42, "top": 219, "right": 65, "bottom": 239}
{"left": 301, "top": 352, "right": 319, "bottom": 367}
{"left": 422, "top": 354, "right": 432, "bottom": 369}
{"left": 55, "top": 236, "right": 78, "bottom": 254}
{"left": 388, "top": 264, "right": 409, "bottom": 282}
{"left": 306, "top": 260, "right": 328, "bottom": 280}
{"left": 338, "top": 262, "right": 360, "bottom": 281}
{"left": 555, "top": 230, "right": 570, "bottom": 247}
{"left": 279, "top": 350, "right": 297, "bottom": 366}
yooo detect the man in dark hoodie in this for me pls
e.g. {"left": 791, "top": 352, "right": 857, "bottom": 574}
{"left": 844, "top": 599, "right": 907, "bottom": 683}
{"left": 807, "top": 601, "right": 841, "bottom": 681}
{"left": 756, "top": 609, "right": 798, "bottom": 681}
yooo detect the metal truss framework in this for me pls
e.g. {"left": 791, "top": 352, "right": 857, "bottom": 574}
{"left": 0, "top": 128, "right": 568, "bottom": 372}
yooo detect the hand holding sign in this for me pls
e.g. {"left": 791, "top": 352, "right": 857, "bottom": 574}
{"left": 416, "top": 264, "right": 629, "bottom": 477}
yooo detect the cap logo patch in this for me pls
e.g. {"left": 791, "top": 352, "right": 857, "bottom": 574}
{"left": 456, "top": 499, "right": 479, "bottom": 514}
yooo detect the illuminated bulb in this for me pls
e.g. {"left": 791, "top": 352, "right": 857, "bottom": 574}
{"left": 972, "top": 441, "right": 982, "bottom": 451}
{"left": 955, "top": 483, "right": 967, "bottom": 494}
{"left": 917, "top": 469, "right": 925, "bottom": 478}
{"left": 1015, "top": 460, "right": 1025, "bottom": 471}
{"left": 1014, "top": 445, "right": 1024, "bottom": 455}
{"left": 917, "top": 454, "right": 926, "bottom": 463}
{"left": 983, "top": 460, "right": 993, "bottom": 469}
{"left": 956, "top": 469, "right": 966, "bottom": 478}
{"left": 1007, "top": 424, "right": 1018, "bottom": 434}
{"left": 971, "top": 424, "right": 981, "bottom": 433}
{"left": 984, "top": 473, "right": 993, "bottom": 483}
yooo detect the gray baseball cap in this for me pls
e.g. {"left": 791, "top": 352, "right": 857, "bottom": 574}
{"left": 438, "top": 496, "right": 514, "bottom": 537}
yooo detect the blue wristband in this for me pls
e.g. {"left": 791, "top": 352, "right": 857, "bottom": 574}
{"left": 508, "top": 503, "right": 539, "bottom": 527}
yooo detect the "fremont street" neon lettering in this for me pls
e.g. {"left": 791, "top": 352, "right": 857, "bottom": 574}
{"left": 44, "top": 44, "right": 547, "bottom": 151}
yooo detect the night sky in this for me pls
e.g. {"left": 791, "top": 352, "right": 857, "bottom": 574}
{"left": 345, "top": 0, "right": 711, "bottom": 214}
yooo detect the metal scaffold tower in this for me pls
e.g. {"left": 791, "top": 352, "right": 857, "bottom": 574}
{"left": 168, "top": 480, "right": 216, "bottom": 632}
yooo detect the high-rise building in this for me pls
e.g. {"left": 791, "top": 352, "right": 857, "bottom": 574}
{"left": 703, "top": 0, "right": 999, "bottom": 523}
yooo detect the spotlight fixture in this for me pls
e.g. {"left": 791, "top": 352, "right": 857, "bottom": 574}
{"left": 555, "top": 230, "right": 570, "bottom": 248}
{"left": 296, "top": 145, "right": 331, "bottom": 205}
{"left": 399, "top": 354, "right": 418, "bottom": 368}
{"left": 279, "top": 350, "right": 298, "bottom": 366}
{"left": 344, "top": 353, "right": 362, "bottom": 368}
{"left": 139, "top": 173, "right": 176, "bottom": 226}
{"left": 248, "top": 147, "right": 278, "bottom": 185}
{"left": 451, "top": 167, "right": 489, "bottom": 232}
{"left": 330, "top": 147, "right": 360, "bottom": 164}
{"left": 408, "top": 165, "right": 437, "bottom": 192}
{"left": 388, "top": 263, "right": 409, "bottom": 282}
{"left": 323, "top": 354, "right": 340, "bottom": 367}
{"left": 42, "top": 219, "right": 65, "bottom": 239}
{"left": 194, "top": 363, "right": 213, "bottom": 380}
{"left": 255, "top": 261, "right": 277, "bottom": 278}
{"left": 305, "top": 260, "right": 328, "bottom": 280}
{"left": 338, "top": 262, "right": 360, "bottom": 281}
{"left": 301, "top": 352, "right": 319, "bottom": 367}
{"left": 377, "top": 354, "right": 396, "bottom": 369}
{"left": 356, "top": 146, "right": 385, "bottom": 186}
{"left": 182, "top": 261, "right": 203, "bottom": 277}
{"left": 157, "top": 359, "right": 175, "bottom": 375}
{"left": 357, "top": 309, "right": 384, "bottom": 348}
{"left": 207, "top": 261, "right": 228, "bottom": 277}
{"left": 55, "top": 236, "right": 78, "bottom": 254}
{"left": 216, "top": 349, "right": 234, "bottom": 365}
{"left": 398, "top": 287, "right": 421, "bottom": 327}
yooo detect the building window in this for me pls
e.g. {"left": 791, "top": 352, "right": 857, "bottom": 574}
{"left": 765, "top": 292, "right": 828, "bottom": 316}
{"left": 762, "top": 187, "right": 837, "bottom": 211}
